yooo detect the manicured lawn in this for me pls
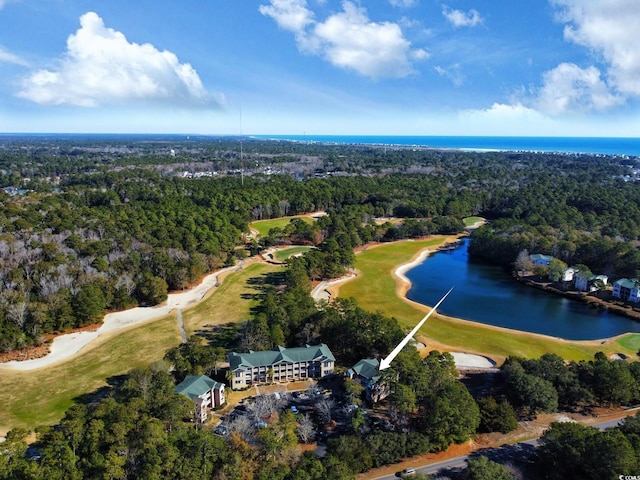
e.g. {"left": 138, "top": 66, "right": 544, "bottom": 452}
{"left": 273, "top": 246, "right": 314, "bottom": 262}
{"left": 250, "top": 215, "right": 314, "bottom": 237}
{"left": 615, "top": 333, "right": 640, "bottom": 353}
{"left": 183, "top": 261, "right": 283, "bottom": 335}
{"left": 0, "top": 315, "right": 181, "bottom": 430}
{"left": 463, "top": 216, "right": 485, "bottom": 227}
{"left": 336, "top": 237, "right": 638, "bottom": 363}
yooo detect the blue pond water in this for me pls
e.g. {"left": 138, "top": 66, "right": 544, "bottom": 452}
{"left": 404, "top": 239, "right": 640, "bottom": 340}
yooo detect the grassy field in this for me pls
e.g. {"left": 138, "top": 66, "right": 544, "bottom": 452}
{"left": 0, "top": 261, "right": 287, "bottom": 431}
{"left": 0, "top": 314, "right": 181, "bottom": 430}
{"left": 273, "top": 246, "right": 314, "bottom": 262}
{"left": 250, "top": 215, "right": 314, "bottom": 238}
{"left": 336, "top": 237, "right": 640, "bottom": 362}
{"left": 463, "top": 216, "right": 485, "bottom": 227}
{"left": 183, "top": 261, "right": 283, "bottom": 336}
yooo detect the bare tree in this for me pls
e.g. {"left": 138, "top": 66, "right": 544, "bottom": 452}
{"left": 39, "top": 275, "right": 60, "bottom": 297}
{"left": 296, "top": 414, "right": 316, "bottom": 443}
{"left": 228, "top": 415, "right": 254, "bottom": 440}
{"left": 248, "top": 393, "right": 286, "bottom": 421}
{"left": 278, "top": 200, "right": 290, "bottom": 217}
{"left": 314, "top": 397, "right": 335, "bottom": 424}
{"left": 6, "top": 299, "right": 29, "bottom": 329}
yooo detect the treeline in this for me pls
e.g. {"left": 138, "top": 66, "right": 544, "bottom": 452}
{"left": 535, "top": 416, "right": 640, "bottom": 479}
{"left": 501, "top": 353, "right": 640, "bottom": 415}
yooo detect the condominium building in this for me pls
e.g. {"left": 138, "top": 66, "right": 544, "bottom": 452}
{"left": 228, "top": 344, "right": 335, "bottom": 390}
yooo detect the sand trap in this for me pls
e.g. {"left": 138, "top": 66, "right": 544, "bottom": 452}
{"left": 0, "top": 265, "right": 237, "bottom": 371}
{"left": 450, "top": 352, "right": 496, "bottom": 369}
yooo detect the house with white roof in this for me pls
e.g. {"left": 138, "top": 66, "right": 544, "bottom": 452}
{"left": 228, "top": 344, "right": 335, "bottom": 390}
{"left": 175, "top": 375, "right": 226, "bottom": 423}
{"left": 575, "top": 274, "right": 608, "bottom": 292}
{"left": 612, "top": 278, "right": 640, "bottom": 303}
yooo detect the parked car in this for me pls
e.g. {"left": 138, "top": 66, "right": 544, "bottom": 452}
{"left": 290, "top": 406, "right": 299, "bottom": 414}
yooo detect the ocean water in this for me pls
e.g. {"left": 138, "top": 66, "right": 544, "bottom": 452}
{"left": 256, "top": 135, "right": 640, "bottom": 157}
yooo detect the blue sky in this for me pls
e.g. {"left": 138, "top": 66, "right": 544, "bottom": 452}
{"left": 1, "top": 0, "right": 639, "bottom": 136}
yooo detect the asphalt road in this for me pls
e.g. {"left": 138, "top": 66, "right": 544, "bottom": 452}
{"left": 372, "top": 415, "right": 628, "bottom": 479}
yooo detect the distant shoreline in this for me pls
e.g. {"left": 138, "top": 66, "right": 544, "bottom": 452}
{"left": 254, "top": 134, "right": 640, "bottom": 157}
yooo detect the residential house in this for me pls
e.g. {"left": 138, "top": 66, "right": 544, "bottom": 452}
{"left": 228, "top": 344, "right": 335, "bottom": 390}
{"left": 175, "top": 375, "right": 226, "bottom": 423}
{"left": 346, "top": 358, "right": 391, "bottom": 403}
{"left": 554, "top": 267, "right": 577, "bottom": 283}
{"left": 529, "top": 254, "right": 553, "bottom": 266}
{"left": 575, "top": 274, "right": 608, "bottom": 292}
{"left": 612, "top": 279, "right": 640, "bottom": 303}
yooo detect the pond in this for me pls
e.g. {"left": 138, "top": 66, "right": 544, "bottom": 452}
{"left": 405, "top": 238, "right": 640, "bottom": 340}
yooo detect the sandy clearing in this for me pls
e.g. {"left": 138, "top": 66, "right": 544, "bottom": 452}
{"left": 450, "top": 352, "right": 496, "bottom": 369}
{"left": 0, "top": 265, "right": 238, "bottom": 371}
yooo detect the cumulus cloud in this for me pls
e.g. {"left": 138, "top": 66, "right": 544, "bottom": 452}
{"left": 442, "top": 5, "right": 483, "bottom": 28}
{"left": 0, "top": 46, "right": 28, "bottom": 66}
{"left": 258, "top": 0, "right": 315, "bottom": 32}
{"left": 551, "top": 0, "right": 640, "bottom": 97}
{"left": 535, "top": 62, "right": 622, "bottom": 114}
{"left": 260, "top": 0, "right": 427, "bottom": 78}
{"left": 18, "top": 12, "right": 219, "bottom": 108}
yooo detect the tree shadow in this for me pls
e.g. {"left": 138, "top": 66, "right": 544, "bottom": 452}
{"left": 72, "top": 374, "right": 127, "bottom": 407}
{"left": 241, "top": 271, "right": 286, "bottom": 300}
{"left": 195, "top": 321, "right": 242, "bottom": 349}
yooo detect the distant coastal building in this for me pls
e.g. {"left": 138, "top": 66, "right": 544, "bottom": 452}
{"left": 228, "top": 344, "right": 335, "bottom": 390}
{"left": 612, "top": 279, "right": 640, "bottom": 303}
{"left": 346, "top": 358, "right": 391, "bottom": 403}
{"left": 175, "top": 375, "right": 226, "bottom": 423}
{"left": 529, "top": 253, "right": 553, "bottom": 266}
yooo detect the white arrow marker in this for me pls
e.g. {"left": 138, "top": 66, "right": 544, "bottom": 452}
{"left": 378, "top": 287, "right": 453, "bottom": 371}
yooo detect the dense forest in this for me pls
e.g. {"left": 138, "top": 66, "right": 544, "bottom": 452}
{"left": 3, "top": 135, "right": 640, "bottom": 478}
{"left": 1, "top": 135, "right": 640, "bottom": 350}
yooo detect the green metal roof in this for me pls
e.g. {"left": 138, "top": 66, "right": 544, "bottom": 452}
{"left": 174, "top": 375, "right": 224, "bottom": 401}
{"left": 615, "top": 278, "right": 639, "bottom": 289}
{"left": 229, "top": 344, "right": 335, "bottom": 372}
{"left": 347, "top": 358, "right": 381, "bottom": 382}
{"left": 530, "top": 254, "right": 553, "bottom": 262}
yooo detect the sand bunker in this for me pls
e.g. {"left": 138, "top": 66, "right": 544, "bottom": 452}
{"left": 450, "top": 352, "right": 496, "bottom": 369}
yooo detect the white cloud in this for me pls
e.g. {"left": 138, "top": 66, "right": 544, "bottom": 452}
{"left": 260, "top": 0, "right": 427, "bottom": 78}
{"left": 535, "top": 62, "right": 622, "bottom": 114}
{"left": 442, "top": 5, "right": 483, "bottom": 28}
{"left": 18, "top": 12, "right": 219, "bottom": 108}
{"left": 389, "top": 0, "right": 418, "bottom": 7}
{"left": 551, "top": 0, "right": 640, "bottom": 97}
{"left": 434, "top": 64, "right": 464, "bottom": 86}
{"left": 258, "top": 0, "right": 315, "bottom": 32}
{"left": 0, "top": 46, "right": 29, "bottom": 66}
